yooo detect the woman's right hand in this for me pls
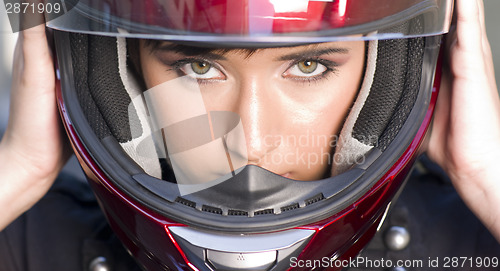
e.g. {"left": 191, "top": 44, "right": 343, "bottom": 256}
{"left": 0, "top": 25, "right": 70, "bottom": 230}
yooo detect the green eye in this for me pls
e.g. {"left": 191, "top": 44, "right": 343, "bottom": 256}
{"left": 298, "top": 60, "right": 318, "bottom": 74}
{"left": 191, "top": 61, "right": 211, "bottom": 74}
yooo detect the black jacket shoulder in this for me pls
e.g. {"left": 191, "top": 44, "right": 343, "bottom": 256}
{"left": 351, "top": 156, "right": 500, "bottom": 271}
{"left": 0, "top": 173, "right": 141, "bottom": 271}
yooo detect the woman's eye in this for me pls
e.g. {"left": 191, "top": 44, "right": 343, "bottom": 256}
{"left": 283, "top": 60, "right": 328, "bottom": 78}
{"left": 191, "top": 62, "right": 211, "bottom": 74}
{"left": 179, "top": 61, "right": 225, "bottom": 80}
{"left": 298, "top": 60, "right": 318, "bottom": 74}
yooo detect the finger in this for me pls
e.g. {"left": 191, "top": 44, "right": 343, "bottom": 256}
{"left": 453, "top": 0, "right": 497, "bottom": 99}
{"left": 19, "top": 25, "right": 54, "bottom": 92}
{"left": 476, "top": 0, "right": 498, "bottom": 91}
{"left": 455, "top": 0, "right": 482, "bottom": 54}
{"left": 9, "top": 25, "right": 55, "bottom": 142}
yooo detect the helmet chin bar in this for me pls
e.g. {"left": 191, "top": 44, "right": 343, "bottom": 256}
{"left": 131, "top": 150, "right": 380, "bottom": 218}
{"left": 100, "top": 127, "right": 387, "bottom": 232}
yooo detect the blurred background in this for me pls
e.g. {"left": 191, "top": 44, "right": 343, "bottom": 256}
{"left": 1, "top": 1, "right": 500, "bottom": 176}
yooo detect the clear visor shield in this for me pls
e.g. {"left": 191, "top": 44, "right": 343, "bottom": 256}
{"left": 47, "top": 0, "right": 453, "bottom": 43}
{"left": 126, "top": 40, "right": 369, "bottom": 194}
{"left": 55, "top": 0, "right": 452, "bottom": 212}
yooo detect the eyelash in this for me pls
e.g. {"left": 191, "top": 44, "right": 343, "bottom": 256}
{"left": 285, "top": 58, "right": 339, "bottom": 84}
{"left": 164, "top": 58, "right": 224, "bottom": 85}
{"left": 166, "top": 57, "right": 339, "bottom": 84}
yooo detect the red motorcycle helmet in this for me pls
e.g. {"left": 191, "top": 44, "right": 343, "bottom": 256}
{"left": 49, "top": 0, "right": 453, "bottom": 270}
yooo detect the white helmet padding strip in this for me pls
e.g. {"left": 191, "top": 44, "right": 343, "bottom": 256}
{"left": 117, "top": 37, "right": 163, "bottom": 179}
{"left": 331, "top": 40, "right": 378, "bottom": 176}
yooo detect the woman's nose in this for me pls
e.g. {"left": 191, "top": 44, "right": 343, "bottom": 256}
{"left": 233, "top": 76, "right": 281, "bottom": 165}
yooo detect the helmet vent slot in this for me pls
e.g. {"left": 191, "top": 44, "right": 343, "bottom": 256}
{"left": 228, "top": 209, "right": 249, "bottom": 216}
{"left": 305, "top": 193, "right": 325, "bottom": 206}
{"left": 175, "top": 197, "right": 196, "bottom": 208}
{"left": 254, "top": 209, "right": 274, "bottom": 216}
{"left": 202, "top": 205, "right": 223, "bottom": 215}
{"left": 281, "top": 203, "right": 300, "bottom": 212}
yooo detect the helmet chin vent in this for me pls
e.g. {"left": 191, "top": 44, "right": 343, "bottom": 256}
{"left": 281, "top": 203, "right": 300, "bottom": 212}
{"left": 227, "top": 210, "right": 249, "bottom": 216}
{"left": 202, "top": 205, "right": 223, "bottom": 215}
{"left": 255, "top": 209, "right": 274, "bottom": 216}
{"left": 305, "top": 193, "right": 326, "bottom": 206}
{"left": 173, "top": 191, "right": 327, "bottom": 217}
{"left": 175, "top": 197, "right": 196, "bottom": 208}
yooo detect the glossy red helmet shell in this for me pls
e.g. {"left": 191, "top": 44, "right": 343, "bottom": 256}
{"left": 50, "top": 0, "right": 452, "bottom": 270}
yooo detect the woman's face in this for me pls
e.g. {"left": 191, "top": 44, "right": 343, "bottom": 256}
{"left": 139, "top": 40, "right": 365, "bottom": 181}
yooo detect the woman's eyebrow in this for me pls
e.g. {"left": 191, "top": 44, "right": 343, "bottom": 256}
{"left": 151, "top": 43, "right": 229, "bottom": 60}
{"left": 276, "top": 47, "right": 350, "bottom": 61}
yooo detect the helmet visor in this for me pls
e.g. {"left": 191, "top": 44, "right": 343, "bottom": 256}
{"left": 48, "top": 0, "right": 452, "bottom": 43}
